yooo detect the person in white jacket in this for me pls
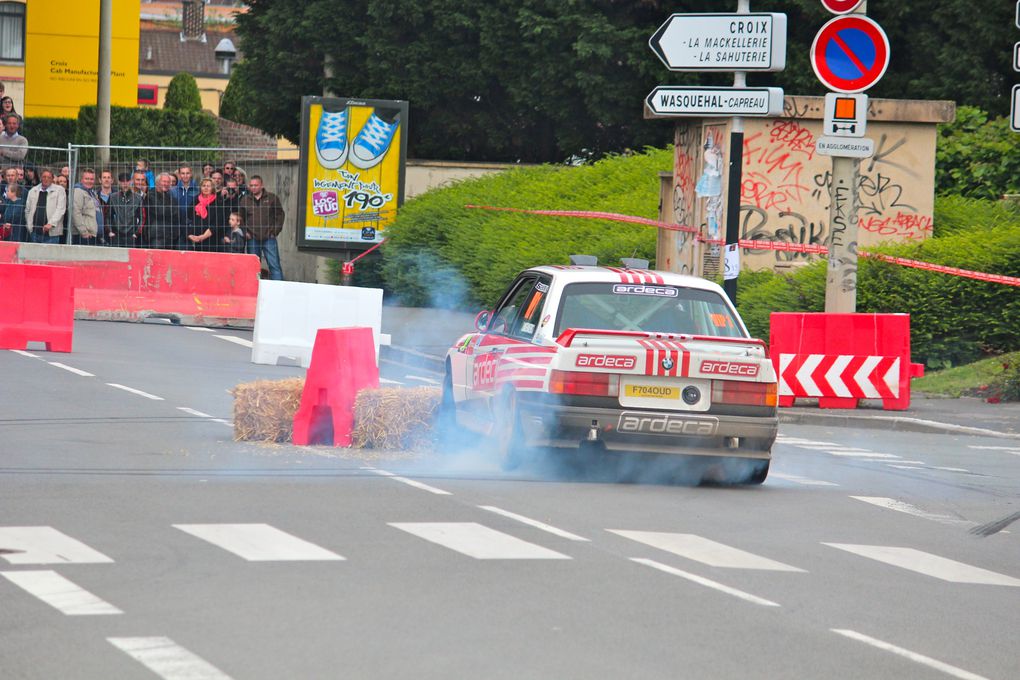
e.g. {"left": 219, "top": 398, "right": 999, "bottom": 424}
{"left": 24, "top": 169, "right": 67, "bottom": 244}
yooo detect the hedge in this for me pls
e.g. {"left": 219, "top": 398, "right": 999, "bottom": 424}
{"left": 735, "top": 196, "right": 1020, "bottom": 368}
{"left": 20, "top": 117, "right": 76, "bottom": 150}
{"left": 75, "top": 105, "right": 218, "bottom": 148}
{"left": 380, "top": 148, "right": 670, "bottom": 308}
{"left": 163, "top": 73, "right": 202, "bottom": 112}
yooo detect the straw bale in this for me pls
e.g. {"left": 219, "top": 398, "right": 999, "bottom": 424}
{"left": 352, "top": 386, "right": 441, "bottom": 450}
{"left": 231, "top": 377, "right": 305, "bottom": 442}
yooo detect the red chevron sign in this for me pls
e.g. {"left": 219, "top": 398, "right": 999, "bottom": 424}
{"left": 778, "top": 354, "right": 899, "bottom": 399}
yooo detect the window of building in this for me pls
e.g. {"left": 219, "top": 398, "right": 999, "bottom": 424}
{"left": 0, "top": 2, "right": 25, "bottom": 62}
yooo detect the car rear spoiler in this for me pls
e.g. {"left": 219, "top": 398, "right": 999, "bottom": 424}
{"left": 555, "top": 328, "right": 769, "bottom": 356}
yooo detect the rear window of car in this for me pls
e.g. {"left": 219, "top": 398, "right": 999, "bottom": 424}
{"left": 554, "top": 282, "right": 744, "bottom": 338}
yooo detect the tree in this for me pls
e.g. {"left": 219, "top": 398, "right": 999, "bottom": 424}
{"left": 164, "top": 72, "right": 203, "bottom": 112}
{"left": 231, "top": 0, "right": 1018, "bottom": 163}
{"left": 219, "top": 67, "right": 256, "bottom": 124}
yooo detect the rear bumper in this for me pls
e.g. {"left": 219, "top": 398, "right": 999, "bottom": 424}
{"left": 517, "top": 404, "right": 777, "bottom": 459}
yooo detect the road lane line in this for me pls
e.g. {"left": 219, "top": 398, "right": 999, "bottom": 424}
{"left": 478, "top": 506, "right": 589, "bottom": 541}
{"left": 631, "top": 558, "right": 780, "bottom": 607}
{"left": 106, "top": 383, "right": 164, "bottom": 400}
{"left": 850, "top": 497, "right": 971, "bottom": 527}
{"left": 108, "top": 637, "right": 233, "bottom": 680}
{"left": 211, "top": 419, "right": 233, "bottom": 426}
{"left": 934, "top": 466, "right": 970, "bottom": 473}
{"left": 213, "top": 335, "right": 253, "bottom": 348}
{"left": 369, "top": 469, "right": 451, "bottom": 496}
{"left": 823, "top": 544, "right": 1020, "bottom": 586}
{"left": 827, "top": 451, "right": 899, "bottom": 459}
{"left": 887, "top": 464, "right": 927, "bottom": 470}
{"left": 830, "top": 629, "right": 990, "bottom": 680}
{"left": 405, "top": 375, "right": 440, "bottom": 385}
{"left": 173, "top": 524, "right": 344, "bottom": 562}
{"left": 10, "top": 349, "right": 39, "bottom": 358}
{"left": 184, "top": 327, "right": 216, "bottom": 332}
{"left": 769, "top": 472, "right": 839, "bottom": 487}
{"left": 2, "top": 570, "right": 122, "bottom": 615}
{"left": 48, "top": 362, "right": 95, "bottom": 377}
{"left": 379, "top": 378, "right": 404, "bottom": 385}
{"left": 177, "top": 407, "right": 213, "bottom": 418}
{"left": 0, "top": 526, "right": 113, "bottom": 564}
{"left": 610, "top": 531, "right": 804, "bottom": 572}
{"left": 390, "top": 522, "right": 570, "bottom": 560}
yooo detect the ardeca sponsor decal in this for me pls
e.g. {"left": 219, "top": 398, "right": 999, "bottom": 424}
{"left": 617, "top": 412, "right": 718, "bottom": 435}
{"left": 613, "top": 284, "right": 678, "bottom": 297}
{"left": 576, "top": 354, "right": 637, "bottom": 370}
{"left": 699, "top": 360, "right": 760, "bottom": 377}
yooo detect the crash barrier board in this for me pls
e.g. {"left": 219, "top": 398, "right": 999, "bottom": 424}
{"left": 251, "top": 280, "right": 390, "bottom": 368}
{"left": 0, "top": 243, "right": 259, "bottom": 327}
{"left": 770, "top": 312, "right": 925, "bottom": 411}
{"left": 292, "top": 326, "right": 380, "bottom": 446}
{"left": 0, "top": 263, "right": 75, "bottom": 352}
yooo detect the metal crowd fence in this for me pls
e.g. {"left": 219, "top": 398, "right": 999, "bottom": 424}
{"left": 2, "top": 144, "right": 284, "bottom": 249}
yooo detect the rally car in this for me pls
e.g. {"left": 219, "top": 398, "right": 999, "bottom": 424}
{"left": 440, "top": 258, "right": 778, "bottom": 484}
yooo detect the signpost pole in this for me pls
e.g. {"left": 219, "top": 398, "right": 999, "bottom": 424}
{"left": 824, "top": 0, "right": 865, "bottom": 313}
{"left": 723, "top": 0, "right": 750, "bottom": 305}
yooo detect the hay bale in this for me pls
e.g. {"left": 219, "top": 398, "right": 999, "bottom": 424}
{"left": 353, "top": 386, "right": 441, "bottom": 450}
{"left": 231, "top": 377, "right": 305, "bottom": 442}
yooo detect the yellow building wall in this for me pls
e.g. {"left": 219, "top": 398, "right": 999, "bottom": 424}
{"left": 24, "top": 0, "right": 141, "bottom": 118}
{"left": 139, "top": 74, "right": 229, "bottom": 115}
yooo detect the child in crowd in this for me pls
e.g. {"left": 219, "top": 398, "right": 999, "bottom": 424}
{"left": 227, "top": 211, "right": 246, "bottom": 253}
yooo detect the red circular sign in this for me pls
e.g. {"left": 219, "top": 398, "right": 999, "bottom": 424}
{"left": 821, "top": 0, "right": 866, "bottom": 14}
{"left": 811, "top": 15, "right": 890, "bottom": 93}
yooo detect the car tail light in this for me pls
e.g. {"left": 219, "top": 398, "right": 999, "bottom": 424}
{"left": 712, "top": 380, "right": 777, "bottom": 407}
{"left": 549, "top": 370, "right": 620, "bottom": 397}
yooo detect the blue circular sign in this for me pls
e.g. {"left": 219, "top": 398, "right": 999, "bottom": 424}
{"left": 811, "top": 15, "right": 890, "bottom": 93}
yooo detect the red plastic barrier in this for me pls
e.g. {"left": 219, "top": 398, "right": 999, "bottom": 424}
{"left": 1, "top": 243, "right": 259, "bottom": 327}
{"left": 0, "top": 263, "right": 75, "bottom": 352}
{"left": 769, "top": 313, "right": 925, "bottom": 411}
{"left": 292, "top": 327, "right": 379, "bottom": 446}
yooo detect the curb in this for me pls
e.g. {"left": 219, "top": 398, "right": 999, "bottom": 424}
{"left": 780, "top": 411, "right": 1020, "bottom": 440}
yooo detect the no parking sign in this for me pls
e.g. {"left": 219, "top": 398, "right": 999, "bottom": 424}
{"left": 811, "top": 15, "right": 890, "bottom": 93}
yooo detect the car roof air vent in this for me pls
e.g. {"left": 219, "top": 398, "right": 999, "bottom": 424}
{"left": 620, "top": 258, "right": 650, "bottom": 269}
{"left": 568, "top": 254, "right": 598, "bottom": 266}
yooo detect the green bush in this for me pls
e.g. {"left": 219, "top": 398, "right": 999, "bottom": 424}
{"left": 75, "top": 105, "right": 218, "bottom": 147}
{"left": 936, "top": 106, "right": 1020, "bottom": 199}
{"left": 736, "top": 196, "right": 1020, "bottom": 368}
{"left": 163, "top": 72, "right": 203, "bottom": 112}
{"left": 20, "top": 118, "right": 76, "bottom": 149}
{"left": 381, "top": 148, "right": 670, "bottom": 308}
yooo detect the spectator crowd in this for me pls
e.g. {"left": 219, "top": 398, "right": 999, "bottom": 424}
{"left": 0, "top": 82, "right": 286, "bottom": 280}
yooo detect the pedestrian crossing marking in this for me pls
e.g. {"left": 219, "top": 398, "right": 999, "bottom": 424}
{"left": 108, "top": 637, "right": 233, "bottom": 680}
{"left": 824, "top": 544, "right": 1020, "bottom": 586}
{"left": 173, "top": 524, "right": 345, "bottom": 562}
{"left": 610, "top": 531, "right": 804, "bottom": 572}
{"left": 389, "top": 522, "right": 570, "bottom": 560}
{"left": 0, "top": 526, "right": 113, "bottom": 565}
{"left": 2, "top": 570, "right": 122, "bottom": 615}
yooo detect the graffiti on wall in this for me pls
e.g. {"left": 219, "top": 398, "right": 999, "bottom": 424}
{"left": 671, "top": 123, "right": 699, "bottom": 275}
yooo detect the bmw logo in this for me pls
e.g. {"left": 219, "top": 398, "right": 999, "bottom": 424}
{"left": 661, "top": 357, "right": 674, "bottom": 371}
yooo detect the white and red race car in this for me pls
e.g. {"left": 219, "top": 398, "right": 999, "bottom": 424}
{"left": 441, "top": 260, "right": 778, "bottom": 484}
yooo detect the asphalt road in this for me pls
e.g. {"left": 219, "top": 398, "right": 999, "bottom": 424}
{"left": 2, "top": 321, "right": 1018, "bottom": 680}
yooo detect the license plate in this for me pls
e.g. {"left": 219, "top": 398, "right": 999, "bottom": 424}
{"left": 624, "top": 384, "right": 680, "bottom": 400}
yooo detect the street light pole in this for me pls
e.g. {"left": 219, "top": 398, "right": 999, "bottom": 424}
{"left": 96, "top": 0, "right": 112, "bottom": 166}
{"left": 722, "top": 0, "right": 750, "bottom": 305}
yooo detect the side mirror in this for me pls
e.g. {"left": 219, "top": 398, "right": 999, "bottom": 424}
{"left": 474, "top": 310, "right": 491, "bottom": 332}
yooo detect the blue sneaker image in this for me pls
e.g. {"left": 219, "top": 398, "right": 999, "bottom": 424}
{"left": 316, "top": 107, "right": 349, "bottom": 169}
{"left": 349, "top": 112, "right": 400, "bottom": 169}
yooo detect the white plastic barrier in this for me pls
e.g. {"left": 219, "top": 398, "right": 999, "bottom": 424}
{"left": 251, "top": 281, "right": 391, "bottom": 368}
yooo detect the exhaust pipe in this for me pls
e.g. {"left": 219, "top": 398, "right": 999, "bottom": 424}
{"left": 587, "top": 419, "right": 600, "bottom": 442}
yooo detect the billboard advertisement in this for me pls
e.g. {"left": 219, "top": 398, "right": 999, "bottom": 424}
{"left": 24, "top": 0, "right": 140, "bottom": 118}
{"left": 296, "top": 96, "right": 408, "bottom": 252}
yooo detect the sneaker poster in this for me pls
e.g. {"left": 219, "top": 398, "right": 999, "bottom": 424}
{"left": 296, "top": 96, "right": 408, "bottom": 251}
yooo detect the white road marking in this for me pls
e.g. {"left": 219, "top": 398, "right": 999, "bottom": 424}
{"left": 631, "top": 558, "right": 780, "bottom": 607}
{"left": 0, "top": 527, "right": 113, "bottom": 565}
{"left": 405, "top": 375, "right": 440, "bottom": 385}
{"left": 967, "top": 445, "right": 1020, "bottom": 451}
{"left": 478, "top": 506, "right": 589, "bottom": 541}
{"left": 184, "top": 327, "right": 216, "bottom": 332}
{"left": 211, "top": 419, "right": 232, "bottom": 426}
{"left": 108, "top": 637, "right": 233, "bottom": 680}
{"left": 850, "top": 497, "right": 970, "bottom": 526}
{"left": 933, "top": 466, "right": 970, "bottom": 473}
{"left": 891, "top": 460, "right": 926, "bottom": 465}
{"left": 10, "top": 349, "right": 39, "bottom": 358}
{"left": 2, "top": 570, "right": 122, "bottom": 615}
{"left": 213, "top": 335, "right": 253, "bottom": 348}
{"left": 887, "top": 464, "right": 927, "bottom": 470}
{"left": 48, "top": 362, "right": 95, "bottom": 377}
{"left": 610, "top": 531, "right": 804, "bottom": 572}
{"left": 390, "top": 522, "right": 570, "bottom": 560}
{"left": 824, "top": 544, "right": 1020, "bottom": 586}
{"left": 369, "top": 469, "right": 451, "bottom": 495}
{"left": 106, "top": 383, "right": 164, "bottom": 400}
{"left": 831, "top": 629, "right": 990, "bottom": 680}
{"left": 173, "top": 524, "right": 344, "bottom": 562}
{"left": 769, "top": 472, "right": 839, "bottom": 487}
{"left": 379, "top": 378, "right": 404, "bottom": 385}
{"left": 177, "top": 407, "right": 213, "bottom": 418}
{"left": 827, "top": 451, "right": 900, "bottom": 459}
